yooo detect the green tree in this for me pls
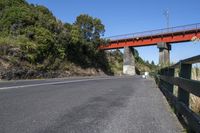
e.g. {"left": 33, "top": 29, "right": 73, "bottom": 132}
{"left": 74, "top": 14, "right": 105, "bottom": 47}
{"left": 151, "top": 61, "right": 155, "bottom": 65}
{"left": 0, "top": 5, "right": 35, "bottom": 35}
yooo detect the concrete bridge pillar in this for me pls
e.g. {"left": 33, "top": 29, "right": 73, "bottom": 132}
{"left": 123, "top": 46, "right": 136, "bottom": 75}
{"left": 157, "top": 42, "right": 171, "bottom": 66}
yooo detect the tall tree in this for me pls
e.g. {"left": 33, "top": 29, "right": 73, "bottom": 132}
{"left": 74, "top": 14, "right": 105, "bottom": 46}
{"left": 151, "top": 61, "right": 155, "bottom": 65}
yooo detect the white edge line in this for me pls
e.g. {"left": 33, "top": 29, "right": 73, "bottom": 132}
{"left": 0, "top": 77, "right": 122, "bottom": 90}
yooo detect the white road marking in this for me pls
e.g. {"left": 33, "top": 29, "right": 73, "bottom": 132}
{"left": 0, "top": 77, "right": 123, "bottom": 90}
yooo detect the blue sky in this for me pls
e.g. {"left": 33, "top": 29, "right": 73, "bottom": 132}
{"left": 27, "top": 0, "right": 200, "bottom": 64}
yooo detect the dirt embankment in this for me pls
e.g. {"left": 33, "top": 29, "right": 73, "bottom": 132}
{"left": 0, "top": 57, "right": 106, "bottom": 80}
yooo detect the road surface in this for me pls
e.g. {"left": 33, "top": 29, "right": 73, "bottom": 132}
{"left": 0, "top": 76, "right": 183, "bottom": 133}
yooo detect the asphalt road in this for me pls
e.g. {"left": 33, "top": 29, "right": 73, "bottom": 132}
{"left": 0, "top": 76, "right": 183, "bottom": 133}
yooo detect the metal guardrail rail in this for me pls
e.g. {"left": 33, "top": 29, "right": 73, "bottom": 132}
{"left": 105, "top": 23, "right": 200, "bottom": 41}
{"left": 156, "top": 55, "right": 200, "bottom": 133}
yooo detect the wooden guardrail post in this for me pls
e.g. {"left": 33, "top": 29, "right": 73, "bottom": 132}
{"left": 178, "top": 63, "right": 192, "bottom": 107}
{"left": 160, "top": 68, "right": 175, "bottom": 93}
{"left": 166, "top": 68, "right": 175, "bottom": 93}
{"left": 159, "top": 69, "right": 165, "bottom": 88}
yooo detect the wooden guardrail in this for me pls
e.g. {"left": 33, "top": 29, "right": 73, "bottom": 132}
{"left": 156, "top": 55, "right": 200, "bottom": 133}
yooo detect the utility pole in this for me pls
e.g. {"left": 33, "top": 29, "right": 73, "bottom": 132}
{"left": 163, "top": 9, "right": 170, "bottom": 29}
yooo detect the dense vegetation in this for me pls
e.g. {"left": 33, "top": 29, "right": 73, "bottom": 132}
{"left": 0, "top": 0, "right": 114, "bottom": 79}
{"left": 0, "top": 0, "right": 156, "bottom": 79}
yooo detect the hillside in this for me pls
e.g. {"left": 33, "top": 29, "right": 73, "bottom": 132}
{"left": 107, "top": 49, "right": 157, "bottom": 75}
{"left": 0, "top": 0, "right": 156, "bottom": 80}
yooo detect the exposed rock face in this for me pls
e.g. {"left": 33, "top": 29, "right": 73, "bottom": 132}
{"left": 0, "top": 58, "right": 106, "bottom": 80}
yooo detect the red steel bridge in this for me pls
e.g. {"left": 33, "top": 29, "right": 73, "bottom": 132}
{"left": 100, "top": 23, "right": 200, "bottom": 50}
{"left": 99, "top": 23, "right": 200, "bottom": 75}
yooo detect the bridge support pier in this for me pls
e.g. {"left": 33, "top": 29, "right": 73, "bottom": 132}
{"left": 123, "top": 46, "right": 136, "bottom": 75}
{"left": 157, "top": 42, "right": 171, "bottom": 66}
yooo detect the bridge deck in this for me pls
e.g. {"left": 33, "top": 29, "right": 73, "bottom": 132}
{"left": 0, "top": 76, "right": 183, "bottom": 133}
{"left": 100, "top": 23, "right": 200, "bottom": 50}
